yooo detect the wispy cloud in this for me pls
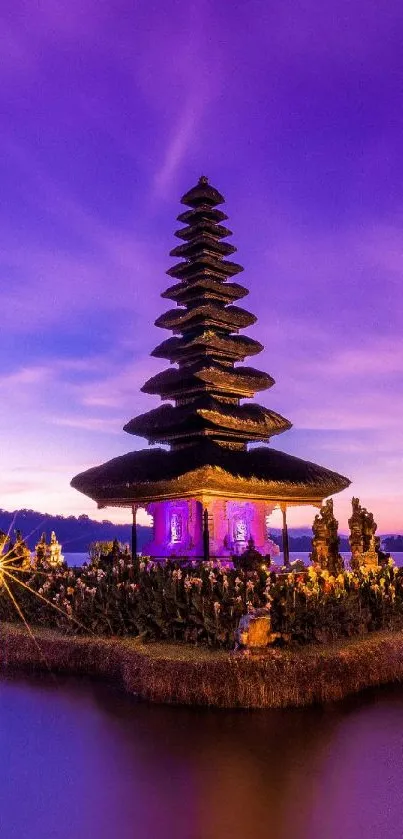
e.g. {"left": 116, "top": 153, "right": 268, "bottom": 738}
{"left": 77, "top": 359, "right": 160, "bottom": 410}
{"left": 153, "top": 98, "right": 205, "bottom": 198}
{"left": 49, "top": 416, "right": 121, "bottom": 434}
{"left": 308, "top": 341, "right": 403, "bottom": 378}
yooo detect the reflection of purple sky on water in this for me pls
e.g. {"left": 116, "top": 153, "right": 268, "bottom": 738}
{"left": 1, "top": 674, "right": 403, "bottom": 839}
{"left": 0, "top": 1, "right": 402, "bottom": 531}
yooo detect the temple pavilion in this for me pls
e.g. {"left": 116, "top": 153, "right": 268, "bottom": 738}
{"left": 71, "top": 177, "right": 350, "bottom": 561}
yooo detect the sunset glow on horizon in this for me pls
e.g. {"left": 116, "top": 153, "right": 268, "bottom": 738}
{"left": 1, "top": 0, "right": 402, "bottom": 533}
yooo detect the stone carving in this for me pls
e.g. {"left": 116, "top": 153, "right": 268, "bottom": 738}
{"left": 235, "top": 537, "right": 266, "bottom": 572}
{"left": 170, "top": 511, "right": 183, "bottom": 542}
{"left": 35, "top": 533, "right": 47, "bottom": 563}
{"left": 348, "top": 497, "right": 363, "bottom": 566}
{"left": 311, "top": 511, "right": 328, "bottom": 568}
{"left": 9, "top": 530, "right": 31, "bottom": 569}
{"left": 35, "top": 531, "right": 64, "bottom": 567}
{"left": 236, "top": 608, "right": 273, "bottom": 649}
{"left": 348, "top": 498, "right": 378, "bottom": 569}
{"left": 48, "top": 531, "right": 64, "bottom": 567}
{"left": 0, "top": 530, "right": 8, "bottom": 555}
{"left": 362, "top": 509, "right": 377, "bottom": 553}
{"left": 311, "top": 499, "right": 344, "bottom": 575}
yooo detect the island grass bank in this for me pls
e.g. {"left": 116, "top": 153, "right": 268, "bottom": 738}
{"left": 2, "top": 622, "right": 403, "bottom": 709}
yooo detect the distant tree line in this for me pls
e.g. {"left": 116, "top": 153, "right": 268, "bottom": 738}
{"left": 271, "top": 533, "right": 350, "bottom": 552}
{"left": 0, "top": 508, "right": 383, "bottom": 555}
{"left": 0, "top": 509, "right": 149, "bottom": 552}
{"left": 384, "top": 536, "right": 403, "bottom": 552}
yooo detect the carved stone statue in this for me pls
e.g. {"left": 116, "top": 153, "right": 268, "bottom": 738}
{"left": 311, "top": 499, "right": 344, "bottom": 575}
{"left": 348, "top": 497, "right": 363, "bottom": 569}
{"left": 348, "top": 498, "right": 378, "bottom": 568}
{"left": 311, "top": 512, "right": 328, "bottom": 568}
{"left": 35, "top": 532, "right": 47, "bottom": 563}
{"left": 362, "top": 508, "right": 377, "bottom": 553}
{"left": 48, "top": 531, "right": 64, "bottom": 567}
{"left": 235, "top": 537, "right": 263, "bottom": 572}
{"left": 10, "top": 530, "right": 31, "bottom": 569}
{"left": 34, "top": 531, "right": 64, "bottom": 567}
{"left": 0, "top": 530, "right": 7, "bottom": 555}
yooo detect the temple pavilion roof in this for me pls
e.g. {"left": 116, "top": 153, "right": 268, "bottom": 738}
{"left": 71, "top": 445, "right": 350, "bottom": 506}
{"left": 71, "top": 175, "right": 350, "bottom": 507}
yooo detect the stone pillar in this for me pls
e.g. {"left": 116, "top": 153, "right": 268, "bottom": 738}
{"left": 187, "top": 499, "right": 201, "bottom": 555}
{"left": 203, "top": 508, "right": 210, "bottom": 561}
{"left": 131, "top": 504, "right": 138, "bottom": 558}
{"left": 208, "top": 499, "right": 226, "bottom": 556}
{"left": 263, "top": 503, "right": 280, "bottom": 558}
{"left": 282, "top": 506, "right": 290, "bottom": 568}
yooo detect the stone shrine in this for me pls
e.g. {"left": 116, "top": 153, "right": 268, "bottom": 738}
{"left": 311, "top": 499, "right": 344, "bottom": 575}
{"left": 349, "top": 498, "right": 379, "bottom": 569}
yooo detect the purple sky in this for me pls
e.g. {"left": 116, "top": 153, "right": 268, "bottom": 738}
{"left": 1, "top": 0, "right": 402, "bottom": 532}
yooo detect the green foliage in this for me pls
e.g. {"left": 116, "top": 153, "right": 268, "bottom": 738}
{"left": 88, "top": 541, "right": 118, "bottom": 563}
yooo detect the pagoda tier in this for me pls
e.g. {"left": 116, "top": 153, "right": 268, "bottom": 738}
{"left": 177, "top": 206, "right": 228, "bottom": 224}
{"left": 161, "top": 279, "right": 249, "bottom": 305}
{"left": 124, "top": 400, "right": 291, "bottom": 448}
{"left": 141, "top": 363, "right": 273, "bottom": 401}
{"left": 155, "top": 303, "right": 257, "bottom": 333}
{"left": 180, "top": 181, "right": 225, "bottom": 206}
{"left": 151, "top": 333, "right": 263, "bottom": 364}
{"left": 174, "top": 220, "right": 232, "bottom": 240}
{"left": 170, "top": 237, "right": 237, "bottom": 259}
{"left": 166, "top": 257, "right": 244, "bottom": 281}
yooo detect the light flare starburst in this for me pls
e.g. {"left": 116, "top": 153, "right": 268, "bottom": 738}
{"left": 0, "top": 533, "right": 91, "bottom": 656}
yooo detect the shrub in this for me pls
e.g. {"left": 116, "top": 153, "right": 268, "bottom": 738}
{"left": 0, "top": 550, "right": 402, "bottom": 649}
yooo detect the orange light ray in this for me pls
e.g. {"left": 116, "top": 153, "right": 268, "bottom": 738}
{"left": 0, "top": 546, "right": 21, "bottom": 564}
{"left": 3, "top": 515, "right": 47, "bottom": 552}
{"left": 3, "top": 567, "right": 94, "bottom": 636}
{"left": 1, "top": 573, "right": 54, "bottom": 674}
{"left": 3, "top": 511, "right": 18, "bottom": 545}
{"left": 1, "top": 563, "right": 57, "bottom": 576}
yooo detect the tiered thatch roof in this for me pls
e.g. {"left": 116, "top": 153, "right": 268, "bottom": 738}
{"left": 71, "top": 177, "right": 350, "bottom": 506}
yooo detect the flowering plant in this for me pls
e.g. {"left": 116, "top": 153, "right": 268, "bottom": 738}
{"left": 0, "top": 544, "right": 401, "bottom": 648}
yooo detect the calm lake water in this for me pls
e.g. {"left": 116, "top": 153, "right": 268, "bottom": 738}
{"left": 1, "top": 673, "right": 403, "bottom": 839}
{"left": 64, "top": 551, "right": 403, "bottom": 567}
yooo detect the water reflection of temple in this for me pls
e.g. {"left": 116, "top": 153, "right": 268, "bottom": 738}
{"left": 72, "top": 177, "right": 349, "bottom": 560}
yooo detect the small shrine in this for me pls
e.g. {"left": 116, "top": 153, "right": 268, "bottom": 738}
{"left": 0, "top": 530, "right": 7, "bottom": 555}
{"left": 310, "top": 499, "right": 344, "bottom": 575}
{"left": 35, "top": 531, "right": 64, "bottom": 567}
{"left": 7, "top": 530, "right": 32, "bottom": 570}
{"left": 71, "top": 177, "right": 350, "bottom": 560}
{"left": 0, "top": 531, "right": 8, "bottom": 587}
{"left": 349, "top": 498, "right": 379, "bottom": 569}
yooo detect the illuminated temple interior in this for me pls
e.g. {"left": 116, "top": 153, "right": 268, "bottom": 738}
{"left": 144, "top": 500, "right": 279, "bottom": 559}
{"left": 72, "top": 177, "right": 349, "bottom": 561}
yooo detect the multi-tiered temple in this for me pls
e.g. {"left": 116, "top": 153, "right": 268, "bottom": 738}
{"left": 72, "top": 177, "right": 350, "bottom": 559}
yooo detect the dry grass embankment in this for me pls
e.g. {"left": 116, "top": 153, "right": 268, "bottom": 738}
{"left": 2, "top": 622, "right": 403, "bottom": 708}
